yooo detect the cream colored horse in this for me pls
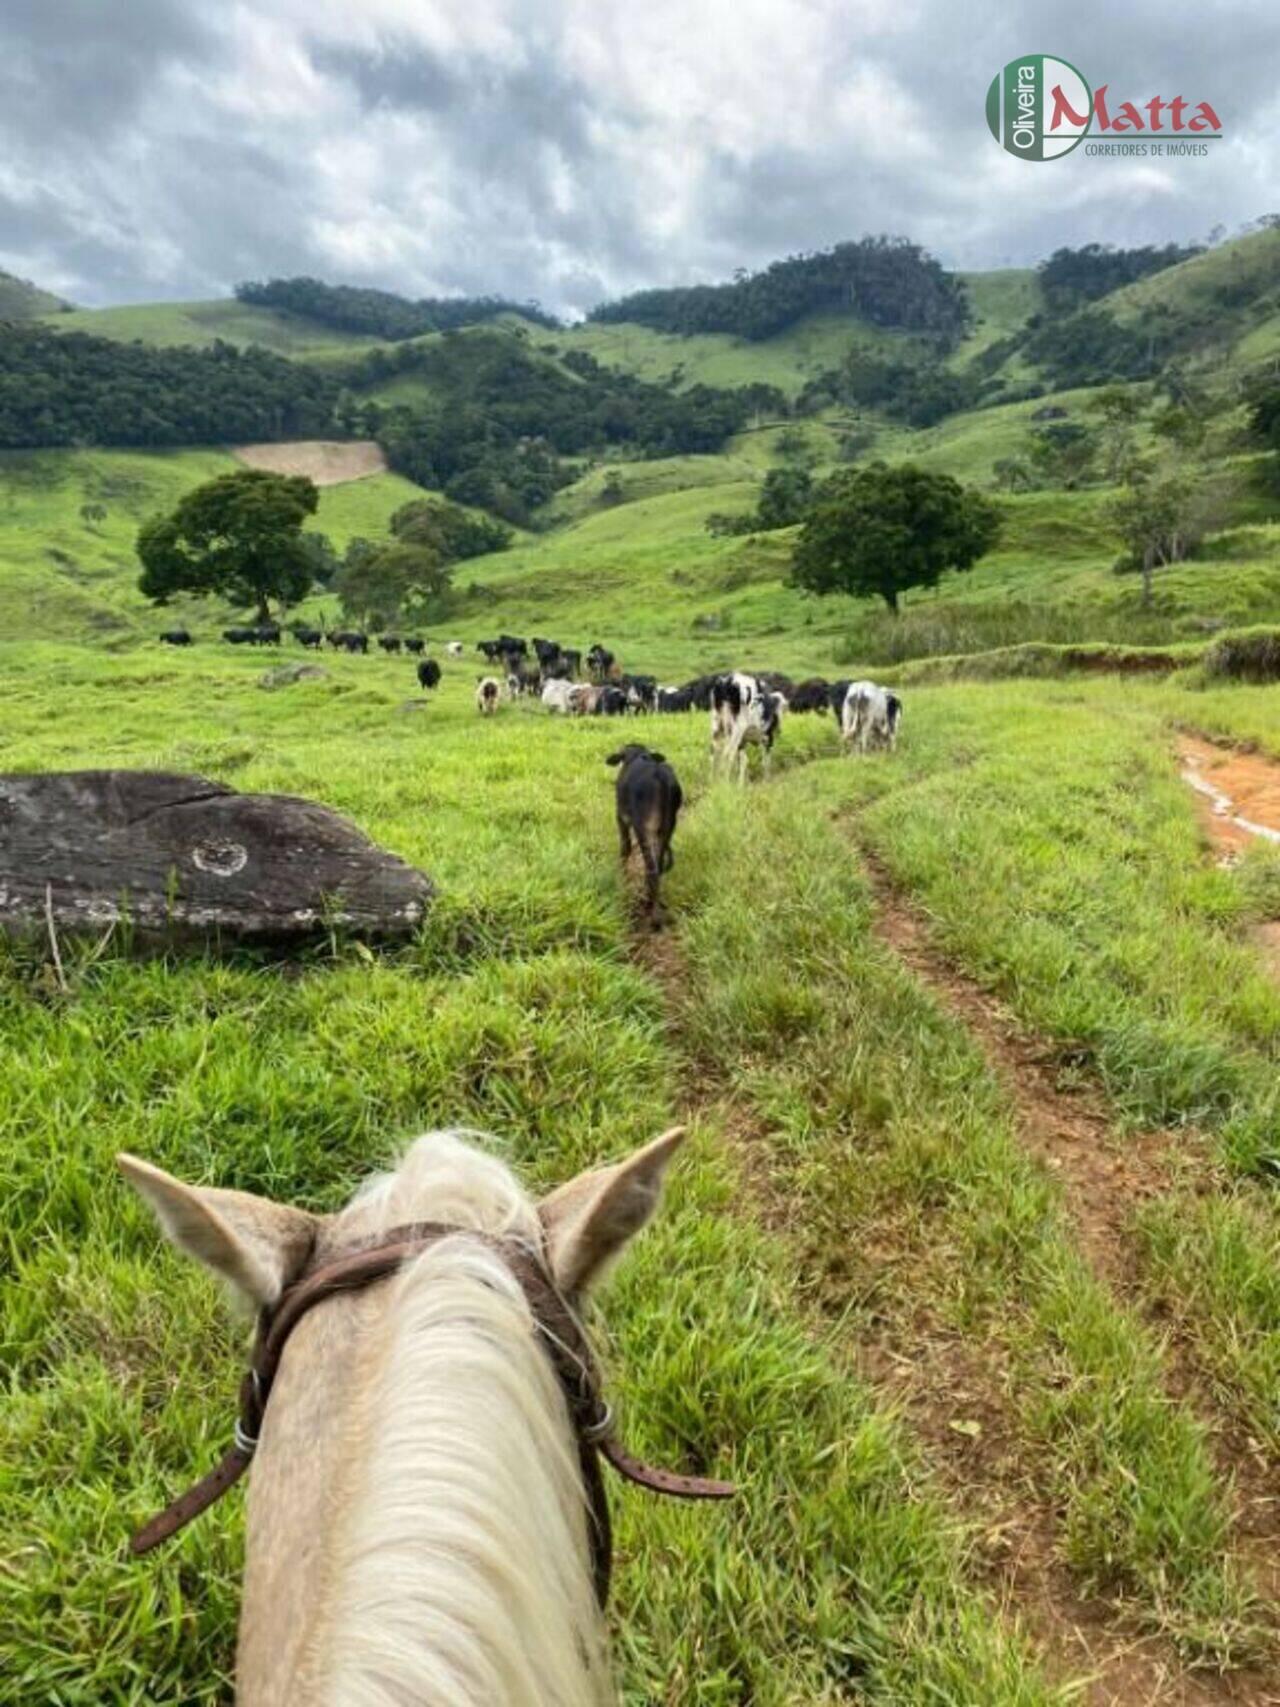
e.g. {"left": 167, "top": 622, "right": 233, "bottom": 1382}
{"left": 120, "top": 1125, "right": 686, "bottom": 1706}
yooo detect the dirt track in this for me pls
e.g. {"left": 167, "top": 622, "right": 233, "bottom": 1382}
{"left": 231, "top": 440, "right": 387, "bottom": 486}
{"left": 1180, "top": 736, "right": 1280, "bottom": 857}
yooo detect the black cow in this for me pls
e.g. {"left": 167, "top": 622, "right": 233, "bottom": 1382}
{"left": 680, "top": 673, "right": 719, "bottom": 711}
{"left": 656, "top": 685, "right": 694, "bottom": 713}
{"left": 329, "top": 630, "right": 369, "bottom": 654}
{"left": 159, "top": 629, "right": 192, "bottom": 646}
{"left": 827, "top": 679, "right": 852, "bottom": 721}
{"left": 477, "top": 639, "right": 503, "bottom": 662}
{"left": 788, "top": 677, "right": 831, "bottom": 713}
{"left": 417, "top": 658, "right": 442, "bottom": 691}
{"left": 404, "top": 637, "right": 425, "bottom": 655}
{"left": 586, "top": 644, "right": 615, "bottom": 683}
{"left": 607, "top": 744, "right": 683, "bottom": 923}
{"left": 222, "top": 626, "right": 257, "bottom": 645}
{"left": 379, "top": 635, "right": 403, "bottom": 654}
{"left": 532, "top": 637, "right": 561, "bottom": 668}
{"left": 561, "top": 648, "right": 582, "bottom": 680}
{"left": 756, "top": 671, "right": 794, "bottom": 698}
{"left": 293, "top": 625, "right": 324, "bottom": 649}
{"left": 596, "top": 685, "right": 630, "bottom": 716}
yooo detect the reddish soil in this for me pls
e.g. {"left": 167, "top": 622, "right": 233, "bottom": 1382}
{"left": 1180, "top": 736, "right": 1280, "bottom": 861}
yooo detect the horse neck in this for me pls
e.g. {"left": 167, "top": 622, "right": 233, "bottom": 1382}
{"left": 301, "top": 1237, "right": 610, "bottom": 1707}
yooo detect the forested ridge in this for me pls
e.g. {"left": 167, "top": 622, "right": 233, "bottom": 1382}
{"left": 0, "top": 327, "right": 337, "bottom": 448}
{"left": 236, "top": 277, "right": 559, "bottom": 338}
{"left": 588, "top": 236, "right": 970, "bottom": 340}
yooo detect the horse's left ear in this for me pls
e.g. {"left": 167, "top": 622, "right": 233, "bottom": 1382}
{"left": 539, "top": 1127, "right": 685, "bottom": 1295}
{"left": 118, "top": 1154, "right": 318, "bottom": 1309}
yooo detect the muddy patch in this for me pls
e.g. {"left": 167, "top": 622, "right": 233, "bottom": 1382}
{"left": 1180, "top": 736, "right": 1280, "bottom": 861}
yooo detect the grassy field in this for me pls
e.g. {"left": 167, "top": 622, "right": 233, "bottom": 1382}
{"left": 5, "top": 647, "right": 1280, "bottom": 1700}
{"left": 6, "top": 231, "right": 1280, "bottom": 1700}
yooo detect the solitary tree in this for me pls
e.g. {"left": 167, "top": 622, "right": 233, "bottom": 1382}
{"left": 333, "top": 540, "right": 453, "bottom": 629}
{"left": 137, "top": 470, "right": 319, "bottom": 622}
{"left": 790, "top": 462, "right": 1001, "bottom": 613}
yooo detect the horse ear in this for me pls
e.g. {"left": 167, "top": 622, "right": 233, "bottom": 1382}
{"left": 118, "top": 1154, "right": 318, "bottom": 1308}
{"left": 539, "top": 1127, "right": 685, "bottom": 1295}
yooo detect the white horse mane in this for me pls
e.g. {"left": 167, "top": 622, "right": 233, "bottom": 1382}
{"left": 314, "top": 1131, "right": 612, "bottom": 1707}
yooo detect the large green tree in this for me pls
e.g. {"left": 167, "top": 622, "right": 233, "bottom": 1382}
{"left": 137, "top": 470, "right": 319, "bottom": 621}
{"left": 790, "top": 462, "right": 1001, "bottom": 612}
{"left": 332, "top": 540, "right": 453, "bottom": 629}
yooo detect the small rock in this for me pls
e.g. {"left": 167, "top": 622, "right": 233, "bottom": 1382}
{"left": 259, "top": 663, "right": 327, "bottom": 690}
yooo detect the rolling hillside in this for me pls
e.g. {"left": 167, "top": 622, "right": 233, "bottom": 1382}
{"left": 0, "top": 267, "right": 69, "bottom": 320}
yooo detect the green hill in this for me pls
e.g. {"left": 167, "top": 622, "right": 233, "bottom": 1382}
{"left": 0, "top": 268, "right": 69, "bottom": 320}
{"left": 41, "top": 298, "right": 381, "bottom": 359}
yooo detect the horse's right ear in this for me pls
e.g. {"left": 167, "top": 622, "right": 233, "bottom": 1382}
{"left": 539, "top": 1127, "right": 686, "bottom": 1295}
{"left": 118, "top": 1154, "right": 318, "bottom": 1309}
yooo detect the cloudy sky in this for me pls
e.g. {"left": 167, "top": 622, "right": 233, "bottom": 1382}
{"left": 0, "top": 0, "right": 1274, "bottom": 315}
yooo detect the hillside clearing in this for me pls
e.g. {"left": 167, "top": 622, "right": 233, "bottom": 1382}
{"left": 231, "top": 438, "right": 387, "bottom": 485}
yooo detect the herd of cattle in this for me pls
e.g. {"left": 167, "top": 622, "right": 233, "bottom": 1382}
{"left": 156, "top": 623, "right": 901, "bottom": 918}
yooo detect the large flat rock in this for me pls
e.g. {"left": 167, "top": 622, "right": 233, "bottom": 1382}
{"left": 0, "top": 771, "right": 432, "bottom": 945}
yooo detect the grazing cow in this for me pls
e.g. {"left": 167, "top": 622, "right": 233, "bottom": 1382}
{"left": 222, "top": 626, "right": 257, "bottom": 645}
{"left": 620, "top": 674, "right": 657, "bottom": 714}
{"left": 329, "top": 630, "right": 369, "bottom": 654}
{"left": 567, "top": 683, "right": 602, "bottom": 716}
{"left": 656, "top": 684, "right": 694, "bottom": 713}
{"left": 586, "top": 644, "right": 616, "bottom": 683}
{"left": 541, "top": 677, "right": 576, "bottom": 714}
{"left": 505, "top": 673, "right": 522, "bottom": 701}
{"left": 446, "top": 641, "right": 465, "bottom": 658}
{"left": 827, "top": 679, "right": 852, "bottom": 721}
{"left": 840, "top": 682, "right": 903, "bottom": 753}
{"left": 379, "top": 636, "right": 403, "bottom": 654}
{"left": 292, "top": 625, "right": 324, "bottom": 650}
{"left": 561, "top": 648, "right": 582, "bottom": 680}
{"left": 476, "top": 676, "right": 501, "bottom": 715}
{"left": 709, "top": 672, "right": 760, "bottom": 765}
{"left": 532, "top": 637, "right": 562, "bottom": 670}
{"left": 607, "top": 745, "right": 683, "bottom": 923}
{"left": 403, "top": 637, "right": 424, "bottom": 655}
{"left": 159, "top": 629, "right": 192, "bottom": 647}
{"left": 417, "top": 658, "right": 441, "bottom": 691}
{"left": 477, "top": 639, "right": 503, "bottom": 662}
{"left": 724, "top": 690, "right": 785, "bottom": 783}
{"left": 596, "top": 686, "right": 630, "bottom": 717}
{"left": 680, "top": 673, "right": 719, "bottom": 711}
{"left": 542, "top": 652, "right": 573, "bottom": 681}
{"left": 787, "top": 677, "right": 830, "bottom": 714}
{"left": 254, "top": 623, "right": 282, "bottom": 646}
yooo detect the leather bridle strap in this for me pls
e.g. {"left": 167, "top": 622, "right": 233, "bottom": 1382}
{"left": 129, "top": 1222, "right": 733, "bottom": 1605}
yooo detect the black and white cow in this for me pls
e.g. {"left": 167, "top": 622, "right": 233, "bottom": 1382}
{"left": 606, "top": 744, "right": 683, "bottom": 923}
{"left": 840, "top": 681, "right": 902, "bottom": 753}
{"left": 476, "top": 675, "right": 502, "bottom": 715}
{"left": 709, "top": 671, "right": 760, "bottom": 765}
{"left": 730, "top": 690, "right": 785, "bottom": 781}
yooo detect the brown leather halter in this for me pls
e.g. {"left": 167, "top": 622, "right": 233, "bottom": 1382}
{"left": 130, "top": 1221, "right": 734, "bottom": 1605}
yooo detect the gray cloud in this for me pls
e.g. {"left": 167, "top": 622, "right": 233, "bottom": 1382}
{"left": 0, "top": 0, "right": 1273, "bottom": 314}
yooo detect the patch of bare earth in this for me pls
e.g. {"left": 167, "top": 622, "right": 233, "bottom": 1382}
{"left": 855, "top": 845, "right": 1280, "bottom": 1703}
{"left": 231, "top": 440, "right": 387, "bottom": 485}
{"left": 1180, "top": 732, "right": 1280, "bottom": 988}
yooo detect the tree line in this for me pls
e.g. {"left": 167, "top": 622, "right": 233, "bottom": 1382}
{"left": 235, "top": 277, "right": 559, "bottom": 338}
{"left": 344, "top": 331, "right": 758, "bottom": 525}
{"left": 1036, "top": 242, "right": 1203, "bottom": 312}
{"left": 588, "top": 237, "right": 970, "bottom": 342}
{"left": 0, "top": 326, "right": 338, "bottom": 449}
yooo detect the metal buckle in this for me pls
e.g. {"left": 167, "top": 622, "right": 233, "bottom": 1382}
{"left": 582, "top": 1402, "right": 613, "bottom": 1444}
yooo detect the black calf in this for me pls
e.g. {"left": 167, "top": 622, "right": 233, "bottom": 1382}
{"left": 606, "top": 744, "right": 683, "bottom": 923}
{"left": 417, "top": 658, "right": 441, "bottom": 691}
